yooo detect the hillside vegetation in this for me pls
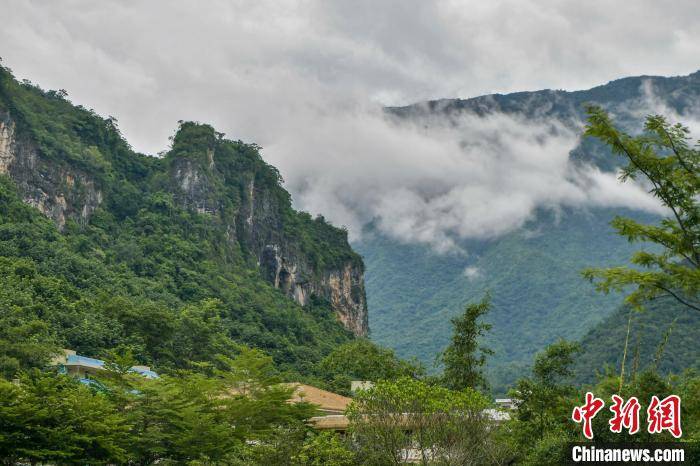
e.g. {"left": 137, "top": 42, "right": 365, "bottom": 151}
{"left": 574, "top": 298, "right": 700, "bottom": 384}
{"left": 0, "top": 63, "right": 699, "bottom": 464}
{"left": 0, "top": 65, "right": 360, "bottom": 378}
{"left": 361, "top": 70, "right": 700, "bottom": 392}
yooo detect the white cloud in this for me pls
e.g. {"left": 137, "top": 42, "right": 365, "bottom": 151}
{"left": 2, "top": 0, "right": 699, "bottom": 153}
{"left": 265, "top": 108, "right": 667, "bottom": 251}
{"left": 0, "top": 0, "right": 694, "bottom": 251}
{"left": 613, "top": 79, "right": 700, "bottom": 138}
{"left": 463, "top": 266, "right": 481, "bottom": 280}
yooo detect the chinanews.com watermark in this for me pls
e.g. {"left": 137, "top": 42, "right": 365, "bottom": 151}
{"left": 567, "top": 443, "right": 692, "bottom": 464}
{"left": 565, "top": 392, "right": 698, "bottom": 464}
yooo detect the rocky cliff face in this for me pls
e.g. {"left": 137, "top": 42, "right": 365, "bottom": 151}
{"left": 0, "top": 105, "right": 368, "bottom": 336}
{"left": 259, "top": 244, "right": 367, "bottom": 336}
{"left": 168, "top": 127, "right": 368, "bottom": 335}
{"left": 0, "top": 110, "right": 103, "bottom": 229}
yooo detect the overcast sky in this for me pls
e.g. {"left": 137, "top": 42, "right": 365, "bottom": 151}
{"left": 2, "top": 0, "right": 698, "bottom": 249}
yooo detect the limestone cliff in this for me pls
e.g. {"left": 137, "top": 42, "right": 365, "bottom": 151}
{"left": 0, "top": 84, "right": 368, "bottom": 336}
{"left": 167, "top": 123, "right": 368, "bottom": 335}
{"left": 0, "top": 110, "right": 103, "bottom": 229}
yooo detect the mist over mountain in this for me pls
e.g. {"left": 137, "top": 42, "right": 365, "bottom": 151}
{"left": 0, "top": 65, "right": 366, "bottom": 376}
{"left": 2, "top": 2, "right": 700, "bottom": 461}
{"left": 2, "top": 53, "right": 697, "bottom": 395}
{"left": 355, "top": 70, "right": 700, "bottom": 392}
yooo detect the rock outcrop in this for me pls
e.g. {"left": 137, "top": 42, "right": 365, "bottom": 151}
{"left": 259, "top": 245, "right": 367, "bottom": 336}
{"left": 0, "top": 107, "right": 368, "bottom": 336}
{"left": 166, "top": 124, "right": 368, "bottom": 335}
{"left": 0, "top": 110, "right": 102, "bottom": 229}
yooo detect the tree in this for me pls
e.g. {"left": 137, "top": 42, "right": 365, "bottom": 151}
{"left": 440, "top": 296, "right": 493, "bottom": 392}
{"left": 347, "top": 377, "right": 498, "bottom": 466}
{"left": 0, "top": 370, "right": 128, "bottom": 464}
{"left": 171, "top": 298, "right": 241, "bottom": 368}
{"left": 242, "top": 428, "right": 356, "bottom": 466}
{"left": 513, "top": 340, "right": 580, "bottom": 437}
{"left": 0, "top": 305, "right": 55, "bottom": 379}
{"left": 291, "top": 431, "right": 356, "bottom": 466}
{"left": 676, "top": 370, "right": 700, "bottom": 443}
{"left": 0, "top": 257, "right": 63, "bottom": 378}
{"left": 505, "top": 340, "right": 580, "bottom": 464}
{"left": 98, "top": 346, "right": 316, "bottom": 465}
{"left": 318, "top": 339, "right": 424, "bottom": 395}
{"left": 583, "top": 107, "right": 700, "bottom": 312}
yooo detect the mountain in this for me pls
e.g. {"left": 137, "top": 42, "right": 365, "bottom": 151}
{"left": 358, "top": 70, "right": 700, "bottom": 393}
{"left": 574, "top": 297, "right": 700, "bottom": 385}
{"left": 0, "top": 65, "right": 366, "bottom": 376}
{"left": 3, "top": 62, "right": 698, "bottom": 392}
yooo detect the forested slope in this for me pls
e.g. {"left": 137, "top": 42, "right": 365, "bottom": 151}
{"left": 0, "top": 65, "right": 365, "bottom": 377}
{"left": 574, "top": 298, "right": 700, "bottom": 385}
{"left": 361, "top": 70, "right": 700, "bottom": 392}
{"left": 357, "top": 207, "right": 659, "bottom": 392}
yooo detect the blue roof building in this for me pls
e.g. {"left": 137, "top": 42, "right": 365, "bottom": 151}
{"left": 53, "top": 349, "right": 159, "bottom": 385}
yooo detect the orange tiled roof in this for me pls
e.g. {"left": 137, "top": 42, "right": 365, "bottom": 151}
{"left": 285, "top": 383, "right": 351, "bottom": 414}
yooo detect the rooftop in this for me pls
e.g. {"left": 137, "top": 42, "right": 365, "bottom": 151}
{"left": 285, "top": 383, "right": 352, "bottom": 414}
{"left": 53, "top": 349, "right": 159, "bottom": 379}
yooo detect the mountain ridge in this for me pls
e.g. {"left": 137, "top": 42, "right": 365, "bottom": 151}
{"left": 362, "top": 69, "right": 700, "bottom": 392}
{"left": 0, "top": 67, "right": 368, "bottom": 337}
{"left": 389, "top": 69, "right": 700, "bottom": 119}
{"left": 0, "top": 64, "right": 367, "bottom": 376}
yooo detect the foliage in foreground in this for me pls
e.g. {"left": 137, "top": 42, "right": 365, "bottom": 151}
{"left": 347, "top": 377, "right": 505, "bottom": 465}
{"left": 317, "top": 339, "right": 425, "bottom": 395}
{"left": 0, "top": 349, "right": 353, "bottom": 465}
{"left": 500, "top": 342, "right": 700, "bottom": 465}
{"left": 574, "top": 297, "right": 700, "bottom": 384}
{"left": 0, "top": 371, "right": 128, "bottom": 464}
{"left": 583, "top": 107, "right": 700, "bottom": 312}
{"left": 439, "top": 296, "right": 493, "bottom": 392}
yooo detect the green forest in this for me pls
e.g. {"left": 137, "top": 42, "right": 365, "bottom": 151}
{"left": 360, "top": 70, "right": 700, "bottom": 393}
{"left": 0, "top": 64, "right": 362, "bottom": 379}
{"left": 0, "top": 65, "right": 699, "bottom": 464}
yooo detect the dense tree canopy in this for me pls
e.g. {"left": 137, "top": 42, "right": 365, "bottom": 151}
{"left": 317, "top": 339, "right": 424, "bottom": 395}
{"left": 440, "top": 296, "right": 493, "bottom": 392}
{"left": 584, "top": 106, "right": 700, "bottom": 312}
{"left": 0, "top": 64, "right": 361, "bottom": 379}
{"left": 347, "top": 377, "right": 499, "bottom": 465}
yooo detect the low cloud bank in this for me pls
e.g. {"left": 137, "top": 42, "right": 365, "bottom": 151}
{"left": 3, "top": 0, "right": 697, "bottom": 252}
{"left": 264, "top": 106, "right": 666, "bottom": 252}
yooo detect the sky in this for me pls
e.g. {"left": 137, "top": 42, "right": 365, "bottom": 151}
{"left": 2, "top": 0, "right": 698, "bottom": 250}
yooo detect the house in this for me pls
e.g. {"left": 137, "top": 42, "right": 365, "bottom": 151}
{"left": 285, "top": 383, "right": 352, "bottom": 415}
{"left": 304, "top": 392, "right": 513, "bottom": 433}
{"left": 51, "top": 349, "right": 159, "bottom": 385}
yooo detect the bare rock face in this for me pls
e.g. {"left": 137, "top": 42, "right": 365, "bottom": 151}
{"left": 0, "top": 119, "right": 15, "bottom": 173}
{"left": 242, "top": 171, "right": 367, "bottom": 336}
{"left": 166, "top": 129, "right": 369, "bottom": 336}
{"left": 0, "top": 108, "right": 368, "bottom": 337}
{"left": 260, "top": 244, "right": 368, "bottom": 336}
{"left": 171, "top": 155, "right": 220, "bottom": 215}
{"left": 0, "top": 111, "right": 102, "bottom": 229}
{"left": 321, "top": 263, "right": 368, "bottom": 336}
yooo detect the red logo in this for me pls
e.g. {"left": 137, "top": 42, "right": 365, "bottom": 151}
{"left": 572, "top": 391, "right": 605, "bottom": 440}
{"left": 647, "top": 395, "right": 682, "bottom": 438}
{"left": 609, "top": 395, "right": 641, "bottom": 434}
{"left": 572, "top": 393, "right": 682, "bottom": 439}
